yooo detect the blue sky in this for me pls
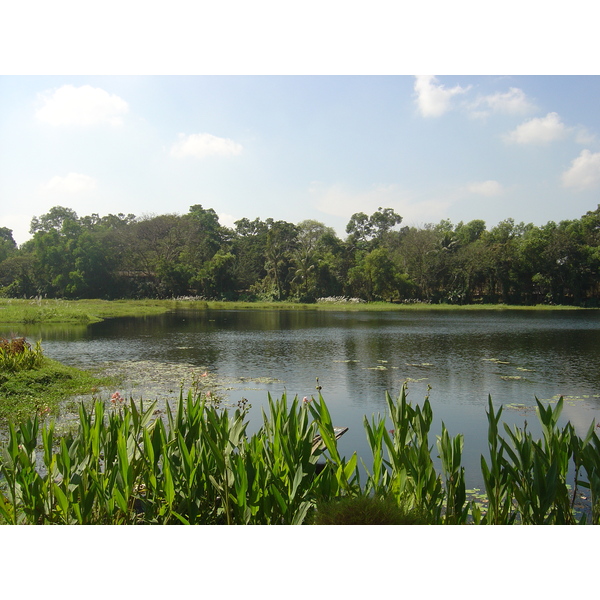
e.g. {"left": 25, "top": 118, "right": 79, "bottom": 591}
{"left": 2, "top": 74, "right": 600, "bottom": 246}
{"left": 2, "top": 0, "right": 599, "bottom": 580}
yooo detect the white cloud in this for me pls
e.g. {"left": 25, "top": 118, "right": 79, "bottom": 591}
{"left": 35, "top": 85, "right": 128, "bottom": 126}
{"left": 309, "top": 182, "right": 451, "bottom": 225}
{"left": 469, "top": 87, "right": 537, "bottom": 118}
{"left": 466, "top": 180, "right": 503, "bottom": 196}
{"left": 218, "top": 213, "right": 237, "bottom": 229}
{"left": 413, "top": 75, "right": 471, "bottom": 118}
{"left": 170, "top": 133, "right": 243, "bottom": 159}
{"left": 562, "top": 149, "right": 600, "bottom": 190}
{"left": 504, "top": 112, "right": 569, "bottom": 144}
{"left": 42, "top": 173, "right": 97, "bottom": 193}
{"left": 0, "top": 213, "right": 32, "bottom": 247}
{"left": 574, "top": 127, "right": 597, "bottom": 145}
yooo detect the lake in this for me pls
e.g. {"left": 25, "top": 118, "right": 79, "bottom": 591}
{"left": 6, "top": 308, "right": 600, "bottom": 488}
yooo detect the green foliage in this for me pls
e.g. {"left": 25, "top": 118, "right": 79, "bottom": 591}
{"left": 3, "top": 203, "right": 600, "bottom": 304}
{"left": 311, "top": 495, "right": 430, "bottom": 525}
{"left": 0, "top": 337, "right": 44, "bottom": 372}
{"left": 0, "top": 338, "right": 113, "bottom": 423}
{"left": 0, "top": 227, "right": 17, "bottom": 265}
{"left": 1, "top": 385, "right": 600, "bottom": 525}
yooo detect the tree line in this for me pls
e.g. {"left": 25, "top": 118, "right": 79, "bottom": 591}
{"left": 1, "top": 203, "right": 599, "bottom": 305}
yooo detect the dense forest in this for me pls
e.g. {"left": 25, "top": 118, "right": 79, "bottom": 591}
{"left": 1, "top": 204, "right": 600, "bottom": 306}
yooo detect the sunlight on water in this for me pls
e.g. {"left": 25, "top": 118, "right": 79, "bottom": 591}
{"left": 7, "top": 308, "right": 600, "bottom": 487}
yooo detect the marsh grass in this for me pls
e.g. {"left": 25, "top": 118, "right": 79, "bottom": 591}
{"left": 311, "top": 495, "right": 430, "bottom": 525}
{"left": 0, "top": 298, "right": 587, "bottom": 326}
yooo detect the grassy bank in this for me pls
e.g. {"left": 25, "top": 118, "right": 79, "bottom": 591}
{"left": 0, "top": 297, "right": 587, "bottom": 325}
{"left": 0, "top": 298, "right": 180, "bottom": 325}
{"left": 0, "top": 336, "right": 115, "bottom": 423}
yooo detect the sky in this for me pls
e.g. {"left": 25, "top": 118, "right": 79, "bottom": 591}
{"left": 1, "top": 0, "right": 599, "bottom": 583}
{"left": 3, "top": 74, "right": 600, "bottom": 246}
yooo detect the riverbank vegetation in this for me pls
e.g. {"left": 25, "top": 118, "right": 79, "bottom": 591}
{"left": 0, "top": 297, "right": 585, "bottom": 326}
{"left": 0, "top": 336, "right": 113, "bottom": 423}
{"left": 1, "top": 383, "right": 598, "bottom": 525}
{"left": 2, "top": 204, "right": 600, "bottom": 306}
{"left": 0, "top": 298, "right": 184, "bottom": 324}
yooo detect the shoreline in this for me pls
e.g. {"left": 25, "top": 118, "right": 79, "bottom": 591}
{"left": 0, "top": 297, "right": 592, "bottom": 325}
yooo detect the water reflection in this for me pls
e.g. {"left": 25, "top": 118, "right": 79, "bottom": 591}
{"left": 4, "top": 309, "right": 600, "bottom": 487}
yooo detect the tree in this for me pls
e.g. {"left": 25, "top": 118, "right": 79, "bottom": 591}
{"left": 348, "top": 247, "right": 413, "bottom": 301}
{"left": 192, "top": 250, "right": 236, "bottom": 298}
{"left": 0, "top": 227, "right": 17, "bottom": 263}
{"left": 30, "top": 206, "right": 79, "bottom": 235}
{"left": 183, "top": 204, "right": 226, "bottom": 264}
{"left": 454, "top": 220, "right": 486, "bottom": 246}
{"left": 252, "top": 219, "right": 298, "bottom": 300}
{"left": 346, "top": 207, "right": 402, "bottom": 249}
{"left": 291, "top": 220, "right": 337, "bottom": 301}
{"left": 394, "top": 226, "right": 440, "bottom": 301}
{"left": 67, "top": 230, "right": 117, "bottom": 298}
{"left": 0, "top": 255, "right": 37, "bottom": 297}
{"left": 231, "top": 217, "right": 270, "bottom": 294}
{"left": 132, "top": 214, "right": 183, "bottom": 274}
{"left": 483, "top": 219, "right": 525, "bottom": 303}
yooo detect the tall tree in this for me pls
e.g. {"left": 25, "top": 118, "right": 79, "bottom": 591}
{"left": 0, "top": 227, "right": 17, "bottom": 263}
{"left": 346, "top": 207, "right": 402, "bottom": 249}
{"left": 260, "top": 219, "right": 298, "bottom": 300}
{"left": 291, "top": 220, "right": 337, "bottom": 301}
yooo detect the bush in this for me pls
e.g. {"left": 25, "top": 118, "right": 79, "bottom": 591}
{"left": 0, "top": 337, "right": 44, "bottom": 373}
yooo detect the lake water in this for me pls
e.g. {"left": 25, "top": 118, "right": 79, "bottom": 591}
{"left": 6, "top": 308, "right": 600, "bottom": 488}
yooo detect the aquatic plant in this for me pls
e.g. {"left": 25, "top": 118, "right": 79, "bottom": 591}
{"left": 0, "top": 390, "right": 355, "bottom": 524}
{"left": 1, "top": 385, "right": 599, "bottom": 524}
{"left": 311, "top": 495, "right": 430, "bottom": 525}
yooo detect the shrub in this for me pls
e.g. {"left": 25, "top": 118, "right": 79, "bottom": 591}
{"left": 0, "top": 337, "right": 44, "bottom": 373}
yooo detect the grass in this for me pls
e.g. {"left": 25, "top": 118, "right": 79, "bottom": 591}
{"left": 311, "top": 495, "right": 431, "bottom": 524}
{"left": 0, "top": 297, "right": 588, "bottom": 325}
{"left": 0, "top": 298, "right": 181, "bottom": 324}
{"left": 0, "top": 336, "right": 115, "bottom": 423}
